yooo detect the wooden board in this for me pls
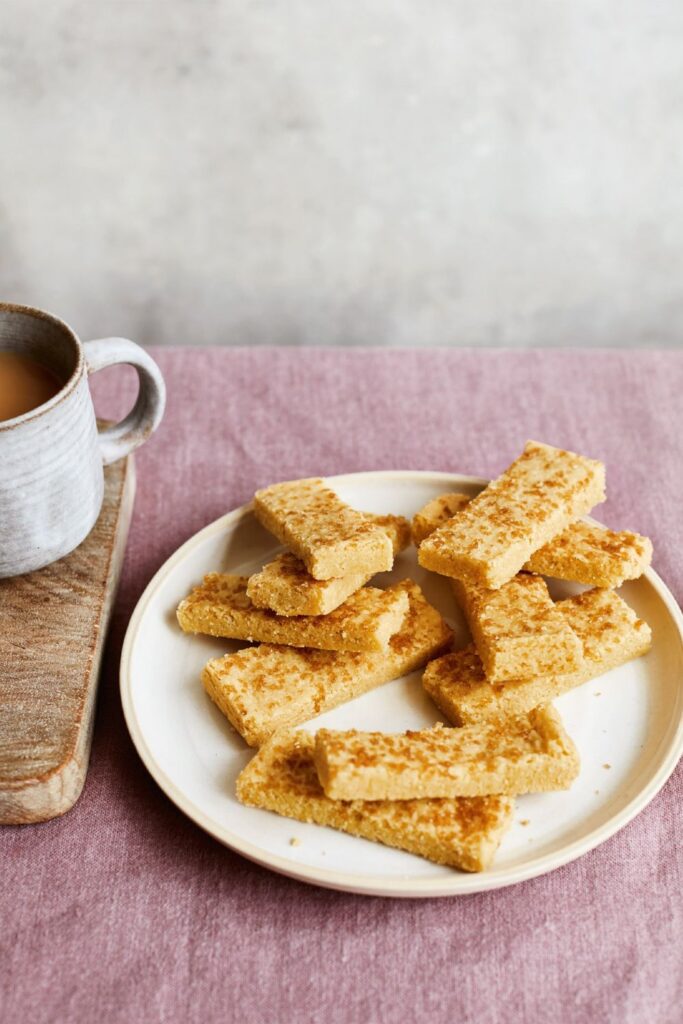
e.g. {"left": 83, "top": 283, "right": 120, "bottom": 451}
{"left": 0, "top": 457, "right": 135, "bottom": 824}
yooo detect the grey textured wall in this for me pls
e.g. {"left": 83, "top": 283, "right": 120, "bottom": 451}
{"left": 1, "top": 2, "right": 682, "bottom": 348}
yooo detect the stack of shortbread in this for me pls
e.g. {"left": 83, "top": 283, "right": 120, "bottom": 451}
{"left": 177, "top": 442, "right": 653, "bottom": 874}
{"left": 177, "top": 479, "right": 452, "bottom": 746}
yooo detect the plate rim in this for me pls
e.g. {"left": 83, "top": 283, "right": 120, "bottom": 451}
{"left": 119, "top": 469, "right": 683, "bottom": 898}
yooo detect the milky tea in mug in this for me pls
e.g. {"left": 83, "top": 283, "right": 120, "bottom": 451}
{"left": 0, "top": 302, "right": 165, "bottom": 577}
{"left": 0, "top": 350, "right": 63, "bottom": 422}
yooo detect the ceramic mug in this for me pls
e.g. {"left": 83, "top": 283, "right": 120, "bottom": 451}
{"left": 0, "top": 302, "right": 166, "bottom": 577}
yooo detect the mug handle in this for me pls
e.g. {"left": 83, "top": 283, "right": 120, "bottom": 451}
{"left": 82, "top": 337, "right": 166, "bottom": 466}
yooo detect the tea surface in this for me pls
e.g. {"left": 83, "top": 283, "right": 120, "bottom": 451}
{"left": 0, "top": 350, "right": 62, "bottom": 421}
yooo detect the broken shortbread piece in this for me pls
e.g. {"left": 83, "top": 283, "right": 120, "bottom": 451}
{"left": 236, "top": 729, "right": 515, "bottom": 872}
{"left": 417, "top": 441, "right": 606, "bottom": 588}
{"left": 177, "top": 573, "right": 408, "bottom": 652}
{"left": 247, "top": 513, "right": 411, "bottom": 617}
{"left": 423, "top": 588, "right": 652, "bottom": 725}
{"left": 313, "top": 706, "right": 579, "bottom": 800}
{"left": 413, "top": 492, "right": 651, "bottom": 588}
{"left": 451, "top": 573, "right": 584, "bottom": 683}
{"left": 253, "top": 478, "right": 393, "bottom": 580}
{"left": 202, "top": 580, "right": 452, "bottom": 746}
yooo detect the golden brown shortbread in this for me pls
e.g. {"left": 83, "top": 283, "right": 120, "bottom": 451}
{"left": 236, "top": 730, "right": 515, "bottom": 872}
{"left": 417, "top": 442, "right": 606, "bottom": 588}
{"left": 527, "top": 522, "right": 652, "bottom": 588}
{"left": 367, "top": 513, "right": 412, "bottom": 556}
{"left": 451, "top": 573, "right": 584, "bottom": 683}
{"left": 177, "top": 573, "right": 408, "bottom": 652}
{"left": 411, "top": 493, "right": 472, "bottom": 546}
{"left": 313, "top": 706, "right": 579, "bottom": 800}
{"left": 246, "top": 513, "right": 411, "bottom": 617}
{"left": 247, "top": 555, "right": 372, "bottom": 618}
{"left": 202, "top": 580, "right": 452, "bottom": 747}
{"left": 253, "top": 478, "right": 393, "bottom": 580}
{"left": 423, "top": 588, "right": 652, "bottom": 725}
{"left": 413, "top": 492, "right": 651, "bottom": 588}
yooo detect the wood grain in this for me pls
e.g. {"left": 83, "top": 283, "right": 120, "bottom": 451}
{"left": 0, "top": 456, "right": 135, "bottom": 824}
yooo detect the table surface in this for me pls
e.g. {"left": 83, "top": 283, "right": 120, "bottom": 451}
{"left": 3, "top": 347, "right": 682, "bottom": 1024}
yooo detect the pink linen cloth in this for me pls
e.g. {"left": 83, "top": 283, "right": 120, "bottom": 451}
{"left": 2, "top": 347, "right": 682, "bottom": 1024}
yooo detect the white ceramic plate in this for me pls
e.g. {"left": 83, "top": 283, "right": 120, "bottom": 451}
{"left": 120, "top": 471, "right": 683, "bottom": 897}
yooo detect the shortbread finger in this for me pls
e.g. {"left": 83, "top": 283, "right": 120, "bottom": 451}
{"left": 247, "top": 555, "right": 373, "bottom": 617}
{"left": 236, "top": 730, "right": 515, "bottom": 872}
{"left": 367, "top": 513, "right": 411, "bottom": 556}
{"left": 451, "top": 573, "right": 584, "bottom": 683}
{"left": 246, "top": 513, "right": 411, "bottom": 617}
{"left": 178, "top": 573, "right": 408, "bottom": 653}
{"left": 411, "top": 493, "right": 472, "bottom": 546}
{"left": 314, "top": 706, "right": 579, "bottom": 800}
{"left": 423, "top": 588, "right": 652, "bottom": 726}
{"left": 413, "top": 493, "right": 652, "bottom": 588}
{"left": 527, "top": 521, "right": 652, "bottom": 588}
{"left": 202, "top": 580, "right": 452, "bottom": 746}
{"left": 418, "top": 441, "right": 605, "bottom": 588}
{"left": 253, "top": 478, "right": 393, "bottom": 580}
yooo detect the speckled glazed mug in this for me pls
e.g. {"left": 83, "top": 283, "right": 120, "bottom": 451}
{"left": 0, "top": 302, "right": 166, "bottom": 577}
